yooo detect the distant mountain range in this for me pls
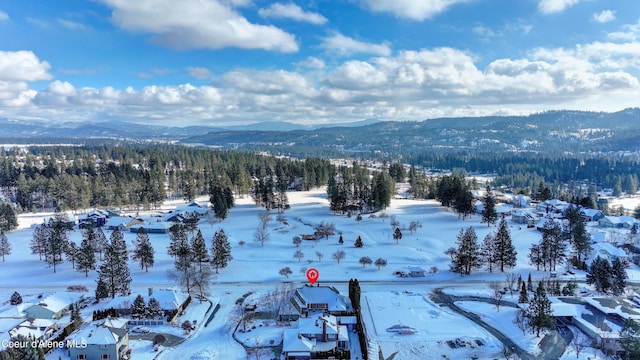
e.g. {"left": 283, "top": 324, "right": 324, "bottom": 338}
{"left": 2, "top": 109, "right": 640, "bottom": 156}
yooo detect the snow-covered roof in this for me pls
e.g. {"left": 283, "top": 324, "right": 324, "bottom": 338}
{"left": 549, "top": 298, "right": 581, "bottom": 317}
{"left": 68, "top": 322, "right": 125, "bottom": 345}
{"left": 98, "top": 317, "right": 129, "bottom": 329}
{"left": 30, "top": 291, "right": 84, "bottom": 313}
{"left": 591, "top": 242, "right": 627, "bottom": 259}
{"left": 295, "top": 286, "right": 348, "bottom": 313}
{"left": 283, "top": 328, "right": 315, "bottom": 353}
{"left": 107, "top": 288, "right": 187, "bottom": 312}
{"left": 583, "top": 297, "right": 640, "bottom": 320}
{"left": 581, "top": 208, "right": 602, "bottom": 217}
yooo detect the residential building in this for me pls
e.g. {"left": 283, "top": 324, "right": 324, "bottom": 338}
{"left": 282, "top": 314, "right": 350, "bottom": 360}
{"left": 67, "top": 318, "right": 129, "bottom": 360}
{"left": 22, "top": 292, "right": 85, "bottom": 320}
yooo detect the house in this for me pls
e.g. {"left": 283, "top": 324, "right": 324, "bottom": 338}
{"left": 290, "top": 286, "right": 350, "bottom": 318}
{"left": 535, "top": 199, "right": 568, "bottom": 214}
{"left": 9, "top": 318, "right": 58, "bottom": 341}
{"left": 67, "top": 319, "right": 130, "bottom": 360}
{"left": 176, "top": 201, "right": 209, "bottom": 218}
{"left": 105, "top": 216, "right": 143, "bottom": 231}
{"left": 282, "top": 314, "right": 350, "bottom": 360}
{"left": 512, "top": 210, "right": 537, "bottom": 225}
{"left": 408, "top": 267, "right": 426, "bottom": 277}
{"left": 598, "top": 216, "right": 638, "bottom": 229}
{"left": 22, "top": 292, "right": 85, "bottom": 320}
{"left": 535, "top": 218, "right": 566, "bottom": 232}
{"left": 129, "top": 221, "right": 173, "bottom": 234}
{"left": 510, "top": 194, "right": 532, "bottom": 208}
{"left": 106, "top": 288, "right": 189, "bottom": 325}
{"left": 580, "top": 208, "right": 605, "bottom": 222}
{"left": 586, "top": 243, "right": 628, "bottom": 268}
{"left": 78, "top": 210, "right": 109, "bottom": 228}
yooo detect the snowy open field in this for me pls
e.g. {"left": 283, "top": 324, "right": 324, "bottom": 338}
{"left": 1, "top": 188, "right": 636, "bottom": 359}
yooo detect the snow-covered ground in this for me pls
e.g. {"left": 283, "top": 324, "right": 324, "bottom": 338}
{"left": 1, "top": 188, "right": 637, "bottom": 359}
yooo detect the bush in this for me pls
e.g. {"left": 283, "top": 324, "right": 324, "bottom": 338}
{"left": 153, "top": 334, "right": 166, "bottom": 345}
{"left": 10, "top": 291, "right": 22, "bottom": 305}
{"left": 67, "top": 285, "right": 88, "bottom": 292}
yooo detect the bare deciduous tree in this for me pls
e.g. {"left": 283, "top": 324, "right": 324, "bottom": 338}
{"left": 332, "top": 250, "right": 345, "bottom": 264}
{"left": 505, "top": 273, "right": 518, "bottom": 297}
{"left": 490, "top": 280, "right": 505, "bottom": 312}
{"left": 569, "top": 331, "right": 591, "bottom": 359}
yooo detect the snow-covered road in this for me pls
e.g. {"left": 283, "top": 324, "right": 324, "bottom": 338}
{"left": 157, "top": 289, "right": 246, "bottom": 360}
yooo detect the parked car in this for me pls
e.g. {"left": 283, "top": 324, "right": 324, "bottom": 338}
{"left": 131, "top": 326, "right": 151, "bottom": 334}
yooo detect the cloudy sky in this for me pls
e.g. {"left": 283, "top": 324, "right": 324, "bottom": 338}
{"left": 1, "top": 0, "right": 639, "bottom": 126}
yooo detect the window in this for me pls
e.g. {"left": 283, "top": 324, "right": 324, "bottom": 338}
{"left": 76, "top": 355, "right": 86, "bottom": 360}
{"left": 100, "top": 355, "right": 110, "bottom": 360}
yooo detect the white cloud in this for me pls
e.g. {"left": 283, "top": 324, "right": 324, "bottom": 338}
{"left": 58, "top": 19, "right": 86, "bottom": 29}
{"left": 0, "top": 50, "right": 52, "bottom": 82}
{"left": 100, "top": 0, "right": 298, "bottom": 52}
{"left": 537, "top": 0, "right": 580, "bottom": 15}
{"left": 359, "top": 0, "right": 468, "bottom": 21}
{"left": 258, "top": 3, "right": 327, "bottom": 25}
{"left": 3, "top": 37, "right": 640, "bottom": 125}
{"left": 593, "top": 10, "right": 615, "bottom": 23}
{"left": 0, "top": 11, "right": 9, "bottom": 21}
{"left": 296, "top": 57, "right": 325, "bottom": 70}
{"left": 186, "top": 67, "right": 213, "bottom": 80}
{"left": 320, "top": 33, "right": 391, "bottom": 56}
{"left": 607, "top": 19, "right": 640, "bottom": 42}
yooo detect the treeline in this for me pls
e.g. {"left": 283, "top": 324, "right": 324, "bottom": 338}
{"left": 0, "top": 145, "right": 332, "bottom": 212}
{"left": 408, "top": 153, "right": 640, "bottom": 194}
{"left": 326, "top": 162, "right": 395, "bottom": 214}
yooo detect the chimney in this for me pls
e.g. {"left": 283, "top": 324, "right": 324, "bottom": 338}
{"left": 148, "top": 287, "right": 153, "bottom": 296}
{"left": 322, "top": 319, "right": 327, "bottom": 342}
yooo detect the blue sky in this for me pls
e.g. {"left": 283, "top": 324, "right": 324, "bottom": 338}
{"left": 0, "top": 0, "right": 639, "bottom": 126}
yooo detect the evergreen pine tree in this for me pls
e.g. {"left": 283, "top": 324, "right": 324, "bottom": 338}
{"left": 10, "top": 291, "right": 22, "bottom": 305}
{"left": 146, "top": 297, "right": 163, "bottom": 319}
{"left": 393, "top": 227, "right": 403, "bottom": 244}
{"left": 354, "top": 235, "right": 364, "bottom": 248}
{"left": 70, "top": 303, "right": 83, "bottom": 330}
{"left": 518, "top": 281, "right": 528, "bottom": 303}
{"left": 493, "top": 218, "right": 517, "bottom": 272}
{"left": 620, "top": 319, "right": 640, "bottom": 358}
{"left": 95, "top": 278, "right": 109, "bottom": 301}
{"left": 97, "top": 228, "right": 131, "bottom": 298}
{"left": 480, "top": 233, "right": 496, "bottom": 272}
{"left": 481, "top": 185, "right": 498, "bottom": 226}
{"left": 191, "top": 229, "right": 209, "bottom": 269}
{"left": 93, "top": 226, "right": 108, "bottom": 261}
{"left": 0, "top": 232, "right": 11, "bottom": 262}
{"left": 0, "top": 202, "right": 18, "bottom": 233}
{"left": 586, "top": 257, "right": 612, "bottom": 293}
{"left": 168, "top": 224, "right": 187, "bottom": 261}
{"left": 540, "top": 220, "right": 566, "bottom": 271}
{"left": 527, "top": 272, "right": 533, "bottom": 291}
{"left": 527, "top": 282, "right": 554, "bottom": 337}
{"left": 452, "top": 227, "right": 481, "bottom": 275}
{"left": 65, "top": 241, "right": 78, "bottom": 269}
{"left": 611, "top": 257, "right": 628, "bottom": 295}
{"left": 77, "top": 236, "right": 96, "bottom": 277}
{"left": 46, "top": 215, "right": 70, "bottom": 273}
{"left": 570, "top": 216, "right": 591, "bottom": 267}
{"left": 211, "top": 229, "right": 232, "bottom": 274}
{"left": 132, "top": 227, "right": 155, "bottom": 272}
{"left": 30, "top": 224, "right": 48, "bottom": 261}
{"left": 131, "top": 294, "right": 146, "bottom": 319}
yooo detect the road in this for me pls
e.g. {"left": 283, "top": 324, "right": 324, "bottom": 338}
{"left": 430, "top": 288, "right": 571, "bottom": 360}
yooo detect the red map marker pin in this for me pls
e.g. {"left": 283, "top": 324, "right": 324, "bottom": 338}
{"left": 306, "top": 268, "right": 319, "bottom": 285}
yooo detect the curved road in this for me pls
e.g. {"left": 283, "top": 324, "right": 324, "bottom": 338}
{"left": 430, "top": 288, "right": 571, "bottom": 360}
